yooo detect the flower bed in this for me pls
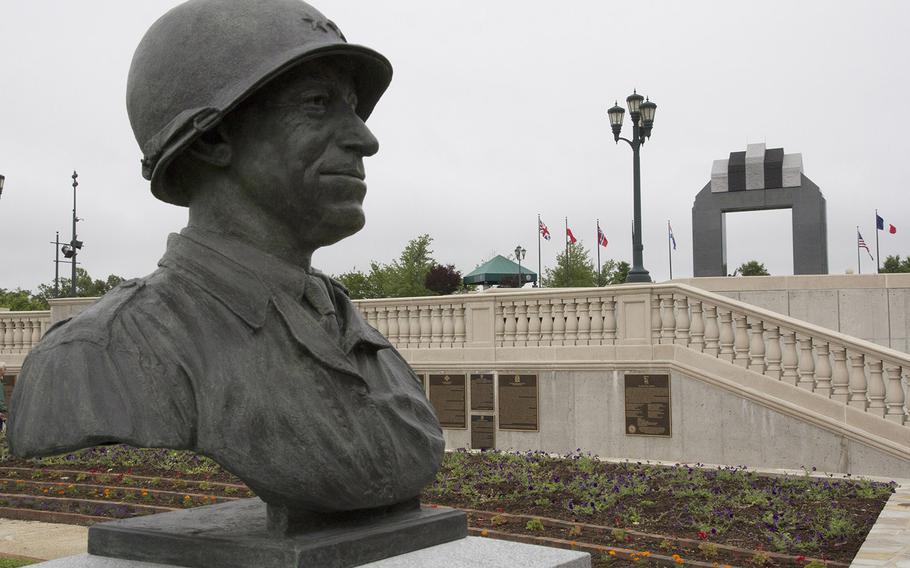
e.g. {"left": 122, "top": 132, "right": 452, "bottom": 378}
{"left": 0, "top": 440, "right": 895, "bottom": 567}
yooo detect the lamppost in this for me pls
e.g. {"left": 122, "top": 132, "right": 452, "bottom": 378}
{"left": 608, "top": 90, "right": 657, "bottom": 283}
{"left": 65, "top": 171, "right": 83, "bottom": 297}
{"left": 514, "top": 245, "right": 526, "bottom": 288}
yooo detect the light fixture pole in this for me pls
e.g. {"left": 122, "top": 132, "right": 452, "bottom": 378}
{"left": 68, "top": 171, "right": 83, "bottom": 297}
{"left": 608, "top": 90, "right": 657, "bottom": 283}
{"left": 514, "top": 245, "right": 527, "bottom": 288}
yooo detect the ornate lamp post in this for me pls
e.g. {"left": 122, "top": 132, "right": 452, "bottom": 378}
{"left": 514, "top": 245, "right": 527, "bottom": 288}
{"left": 608, "top": 90, "right": 657, "bottom": 283}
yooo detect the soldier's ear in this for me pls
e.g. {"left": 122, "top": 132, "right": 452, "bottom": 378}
{"left": 186, "top": 123, "right": 232, "bottom": 168}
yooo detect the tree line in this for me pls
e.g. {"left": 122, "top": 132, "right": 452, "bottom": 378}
{"left": 0, "top": 269, "right": 125, "bottom": 311}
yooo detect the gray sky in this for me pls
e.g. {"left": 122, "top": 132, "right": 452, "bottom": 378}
{"left": 1, "top": 1, "right": 908, "bottom": 292}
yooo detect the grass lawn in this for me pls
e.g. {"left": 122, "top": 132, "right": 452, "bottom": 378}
{"left": 0, "top": 558, "right": 37, "bottom": 567}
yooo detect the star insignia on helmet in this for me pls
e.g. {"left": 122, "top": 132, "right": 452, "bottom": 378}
{"left": 301, "top": 16, "right": 346, "bottom": 41}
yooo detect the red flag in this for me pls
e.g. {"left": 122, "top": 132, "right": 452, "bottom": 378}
{"left": 566, "top": 227, "right": 577, "bottom": 244}
{"left": 597, "top": 226, "right": 608, "bottom": 248}
{"left": 889, "top": 224, "right": 897, "bottom": 234}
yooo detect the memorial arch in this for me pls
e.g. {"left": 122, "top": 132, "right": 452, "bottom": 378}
{"left": 692, "top": 143, "right": 828, "bottom": 276}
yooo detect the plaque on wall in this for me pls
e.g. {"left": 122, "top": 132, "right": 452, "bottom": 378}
{"left": 471, "top": 415, "right": 495, "bottom": 450}
{"left": 498, "top": 374, "right": 538, "bottom": 431}
{"left": 429, "top": 374, "right": 466, "bottom": 429}
{"left": 624, "top": 373, "right": 671, "bottom": 437}
{"left": 470, "top": 373, "right": 494, "bottom": 411}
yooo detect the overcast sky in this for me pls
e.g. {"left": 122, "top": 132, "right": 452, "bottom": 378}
{"left": 1, "top": 1, "right": 908, "bottom": 292}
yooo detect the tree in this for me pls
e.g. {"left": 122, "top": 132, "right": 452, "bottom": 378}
{"left": 334, "top": 235, "right": 445, "bottom": 300}
{"left": 595, "top": 259, "right": 632, "bottom": 286}
{"left": 424, "top": 264, "right": 462, "bottom": 295}
{"left": 881, "top": 255, "right": 910, "bottom": 273}
{"left": 735, "top": 261, "right": 769, "bottom": 276}
{"left": 0, "top": 269, "right": 126, "bottom": 311}
{"left": 542, "top": 243, "right": 597, "bottom": 287}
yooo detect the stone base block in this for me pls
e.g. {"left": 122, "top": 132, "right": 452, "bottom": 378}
{"left": 36, "top": 537, "right": 590, "bottom": 568}
{"left": 85, "top": 498, "right": 467, "bottom": 568}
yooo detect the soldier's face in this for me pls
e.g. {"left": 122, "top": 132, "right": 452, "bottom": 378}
{"left": 226, "top": 59, "right": 379, "bottom": 249}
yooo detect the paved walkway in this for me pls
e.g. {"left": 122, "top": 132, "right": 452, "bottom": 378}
{"left": 852, "top": 480, "right": 910, "bottom": 567}
{"left": 0, "top": 520, "right": 86, "bottom": 561}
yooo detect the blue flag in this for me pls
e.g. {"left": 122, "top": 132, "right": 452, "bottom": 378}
{"left": 876, "top": 213, "right": 884, "bottom": 231}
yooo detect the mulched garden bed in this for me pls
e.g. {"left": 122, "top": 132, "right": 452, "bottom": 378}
{"left": 0, "top": 440, "right": 896, "bottom": 567}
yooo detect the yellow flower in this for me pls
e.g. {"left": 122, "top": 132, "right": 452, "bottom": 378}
{"left": 480, "top": 529, "right": 488, "bottom": 537}
{"left": 608, "top": 550, "right": 616, "bottom": 556}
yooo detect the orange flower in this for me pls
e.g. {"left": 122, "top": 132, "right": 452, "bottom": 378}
{"left": 480, "top": 529, "right": 489, "bottom": 537}
{"left": 672, "top": 554, "right": 685, "bottom": 565}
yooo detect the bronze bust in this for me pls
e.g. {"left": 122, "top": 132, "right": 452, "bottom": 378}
{"left": 9, "top": 0, "right": 444, "bottom": 517}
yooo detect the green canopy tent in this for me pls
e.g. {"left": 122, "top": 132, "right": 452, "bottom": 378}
{"left": 462, "top": 255, "right": 537, "bottom": 288}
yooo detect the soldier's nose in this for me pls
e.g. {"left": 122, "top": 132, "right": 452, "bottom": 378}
{"left": 340, "top": 115, "right": 379, "bottom": 157}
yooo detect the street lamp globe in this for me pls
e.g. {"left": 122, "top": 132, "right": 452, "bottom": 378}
{"left": 640, "top": 98, "right": 657, "bottom": 126}
{"left": 607, "top": 102, "right": 625, "bottom": 141}
{"left": 626, "top": 90, "right": 644, "bottom": 117}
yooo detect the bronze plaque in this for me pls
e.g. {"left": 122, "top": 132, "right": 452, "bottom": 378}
{"left": 470, "top": 374, "right": 494, "bottom": 411}
{"left": 471, "top": 415, "right": 495, "bottom": 450}
{"left": 624, "top": 373, "right": 671, "bottom": 437}
{"left": 429, "top": 374, "right": 466, "bottom": 429}
{"left": 498, "top": 374, "right": 538, "bottom": 431}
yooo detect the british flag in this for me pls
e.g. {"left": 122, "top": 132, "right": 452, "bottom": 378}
{"left": 539, "top": 219, "right": 551, "bottom": 241}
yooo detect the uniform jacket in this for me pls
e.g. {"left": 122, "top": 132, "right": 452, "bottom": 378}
{"left": 9, "top": 228, "right": 444, "bottom": 512}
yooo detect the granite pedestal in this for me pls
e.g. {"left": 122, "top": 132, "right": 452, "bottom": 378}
{"left": 85, "top": 498, "right": 467, "bottom": 568}
{"left": 35, "top": 537, "right": 591, "bottom": 568}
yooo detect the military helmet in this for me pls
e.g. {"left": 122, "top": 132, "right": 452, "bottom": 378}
{"left": 127, "top": 0, "right": 392, "bottom": 206}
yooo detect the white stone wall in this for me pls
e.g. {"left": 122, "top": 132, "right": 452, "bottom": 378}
{"left": 675, "top": 274, "right": 910, "bottom": 353}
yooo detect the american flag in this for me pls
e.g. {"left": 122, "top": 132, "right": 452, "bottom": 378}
{"left": 538, "top": 219, "right": 551, "bottom": 241}
{"left": 857, "top": 230, "right": 873, "bottom": 260}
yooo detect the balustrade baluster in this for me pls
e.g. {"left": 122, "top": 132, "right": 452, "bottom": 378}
{"left": 12, "top": 320, "right": 24, "bottom": 354}
{"left": 588, "top": 298, "right": 603, "bottom": 346}
{"left": 603, "top": 297, "right": 617, "bottom": 345}
{"left": 495, "top": 303, "right": 505, "bottom": 346}
{"left": 733, "top": 314, "right": 750, "bottom": 368}
{"left": 765, "top": 326, "right": 782, "bottom": 379}
{"left": 718, "top": 310, "right": 734, "bottom": 363}
{"left": 814, "top": 342, "right": 832, "bottom": 397}
{"left": 441, "top": 306, "right": 454, "bottom": 346}
{"left": 430, "top": 306, "right": 443, "bottom": 348}
{"left": 503, "top": 303, "right": 517, "bottom": 347}
{"left": 408, "top": 306, "right": 420, "bottom": 348}
{"left": 31, "top": 318, "right": 41, "bottom": 347}
{"left": 386, "top": 307, "right": 399, "bottom": 345}
{"left": 883, "top": 366, "right": 905, "bottom": 424}
{"left": 397, "top": 307, "right": 409, "bottom": 348}
{"left": 419, "top": 306, "right": 432, "bottom": 347}
{"left": 576, "top": 299, "right": 590, "bottom": 345}
{"left": 689, "top": 300, "right": 704, "bottom": 353}
{"left": 552, "top": 300, "right": 566, "bottom": 346}
{"left": 848, "top": 353, "right": 868, "bottom": 410}
{"left": 796, "top": 336, "right": 816, "bottom": 390}
{"left": 830, "top": 347, "right": 849, "bottom": 403}
{"left": 703, "top": 306, "right": 719, "bottom": 356}
{"left": 527, "top": 301, "right": 541, "bottom": 347}
{"left": 454, "top": 304, "right": 466, "bottom": 345}
{"left": 674, "top": 297, "right": 690, "bottom": 346}
{"left": 539, "top": 302, "right": 553, "bottom": 347}
{"left": 867, "top": 360, "right": 886, "bottom": 418}
{"left": 0, "top": 320, "right": 9, "bottom": 352}
{"left": 375, "top": 307, "right": 388, "bottom": 339}
{"left": 562, "top": 300, "right": 577, "bottom": 346}
{"left": 780, "top": 331, "right": 798, "bottom": 385}
{"left": 515, "top": 302, "right": 529, "bottom": 347}
{"left": 650, "top": 297, "right": 662, "bottom": 344}
{"left": 660, "top": 294, "right": 676, "bottom": 344}
{"left": 748, "top": 319, "right": 766, "bottom": 374}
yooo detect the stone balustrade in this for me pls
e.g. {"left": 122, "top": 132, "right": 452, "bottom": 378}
{"left": 356, "top": 283, "right": 910, "bottom": 430}
{"left": 0, "top": 311, "right": 51, "bottom": 356}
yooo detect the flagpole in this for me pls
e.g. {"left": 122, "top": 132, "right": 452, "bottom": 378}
{"left": 596, "top": 219, "right": 601, "bottom": 279}
{"left": 538, "top": 214, "right": 542, "bottom": 288}
{"left": 667, "top": 220, "right": 673, "bottom": 281}
{"left": 565, "top": 217, "right": 569, "bottom": 259}
{"left": 875, "top": 209, "right": 881, "bottom": 273}
{"left": 857, "top": 226, "right": 861, "bottom": 275}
